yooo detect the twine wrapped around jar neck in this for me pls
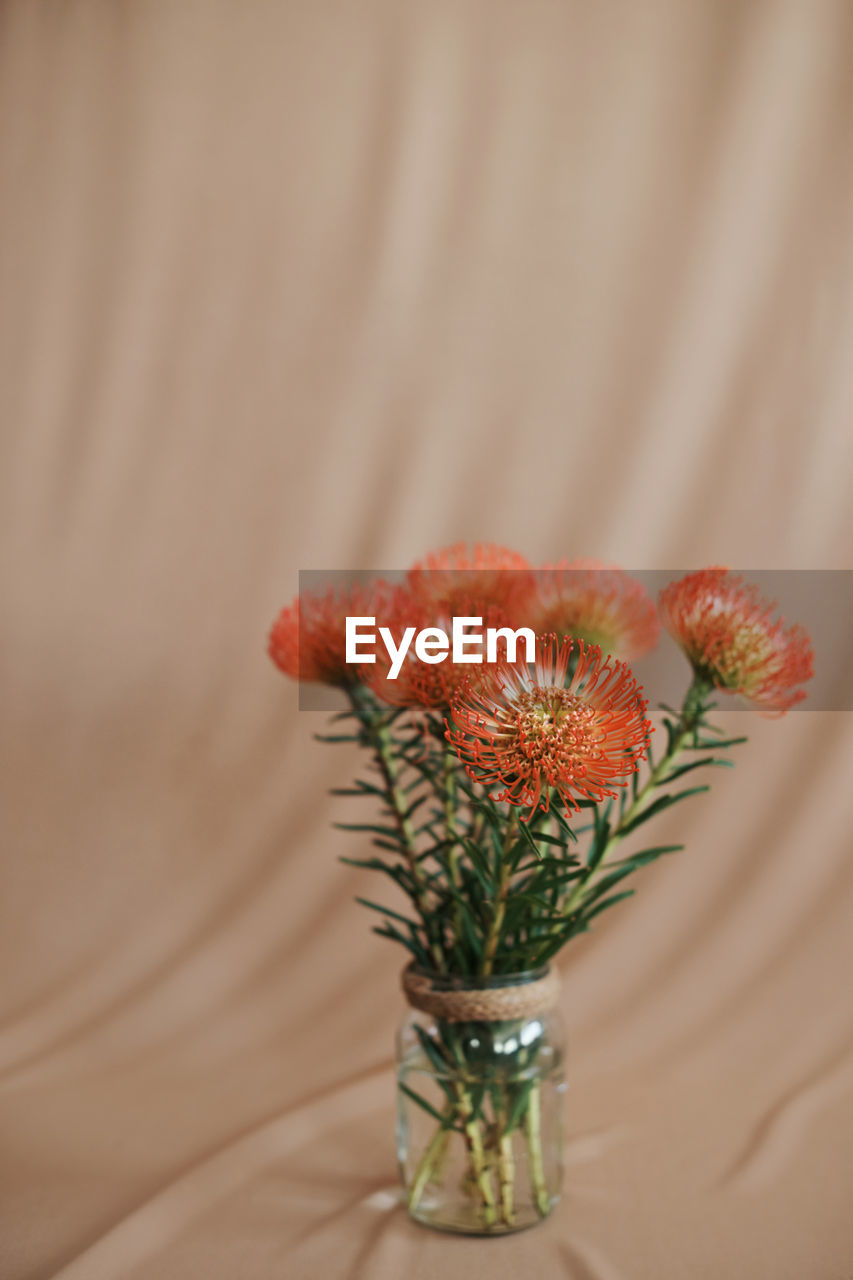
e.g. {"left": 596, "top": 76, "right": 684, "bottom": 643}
{"left": 402, "top": 962, "right": 560, "bottom": 1023}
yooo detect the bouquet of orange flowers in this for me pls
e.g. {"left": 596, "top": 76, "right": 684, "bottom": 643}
{"left": 268, "top": 546, "right": 813, "bottom": 1235}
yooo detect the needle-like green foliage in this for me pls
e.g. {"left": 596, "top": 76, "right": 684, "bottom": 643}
{"left": 326, "top": 674, "right": 741, "bottom": 977}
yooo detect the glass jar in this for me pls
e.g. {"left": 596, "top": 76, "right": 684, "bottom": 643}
{"left": 396, "top": 966, "right": 566, "bottom": 1235}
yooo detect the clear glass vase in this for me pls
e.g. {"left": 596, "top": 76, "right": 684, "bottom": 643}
{"left": 396, "top": 966, "right": 566, "bottom": 1235}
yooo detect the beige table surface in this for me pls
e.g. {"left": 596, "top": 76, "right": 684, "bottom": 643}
{"left": 1, "top": 3, "right": 852, "bottom": 1277}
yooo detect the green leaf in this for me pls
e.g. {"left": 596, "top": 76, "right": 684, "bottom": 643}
{"left": 519, "top": 820, "right": 545, "bottom": 861}
{"left": 333, "top": 820, "right": 404, "bottom": 839}
{"left": 538, "top": 867, "right": 586, "bottom": 887}
{"left": 339, "top": 854, "right": 400, "bottom": 872}
{"left": 581, "top": 888, "right": 635, "bottom": 924}
{"left": 586, "top": 800, "right": 613, "bottom": 870}
{"left": 398, "top": 1081, "right": 453, "bottom": 1127}
{"left": 580, "top": 861, "right": 647, "bottom": 906}
{"left": 660, "top": 758, "right": 734, "bottom": 784}
{"left": 549, "top": 804, "right": 578, "bottom": 841}
{"left": 355, "top": 897, "right": 418, "bottom": 928}
{"left": 328, "top": 707, "right": 358, "bottom": 722}
{"left": 369, "top": 837, "right": 408, "bottom": 855}
{"left": 438, "top": 879, "right": 484, "bottom": 930}
{"left": 460, "top": 840, "right": 494, "bottom": 893}
{"left": 604, "top": 844, "right": 683, "bottom": 871}
{"left": 689, "top": 717, "right": 727, "bottom": 736}
{"left": 504, "top": 1078, "right": 535, "bottom": 1133}
{"left": 371, "top": 925, "right": 427, "bottom": 962}
{"left": 617, "top": 785, "right": 710, "bottom": 837}
{"left": 531, "top": 930, "right": 576, "bottom": 965}
{"left": 468, "top": 1080, "right": 488, "bottom": 1124}
{"left": 657, "top": 703, "right": 684, "bottom": 720}
{"left": 459, "top": 906, "right": 484, "bottom": 963}
{"left": 413, "top": 1023, "right": 452, "bottom": 1074}
{"left": 505, "top": 890, "right": 557, "bottom": 912}
{"left": 532, "top": 829, "right": 573, "bottom": 848}
{"left": 339, "top": 855, "right": 413, "bottom": 891}
{"left": 329, "top": 778, "right": 385, "bottom": 797}
{"left": 403, "top": 794, "right": 429, "bottom": 821}
{"left": 516, "top": 854, "right": 580, "bottom": 874}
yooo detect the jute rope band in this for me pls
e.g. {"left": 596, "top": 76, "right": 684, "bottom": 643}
{"left": 402, "top": 963, "right": 560, "bottom": 1023}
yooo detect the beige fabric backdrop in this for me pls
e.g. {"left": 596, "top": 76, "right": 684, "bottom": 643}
{"left": 2, "top": 2, "right": 853, "bottom": 1277}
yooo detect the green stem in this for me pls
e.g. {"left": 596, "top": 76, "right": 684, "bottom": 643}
{"left": 441, "top": 1025, "right": 499, "bottom": 1225}
{"left": 444, "top": 744, "right": 458, "bottom": 851}
{"left": 443, "top": 745, "right": 464, "bottom": 951}
{"left": 349, "top": 689, "right": 446, "bottom": 973}
{"left": 498, "top": 1134, "right": 515, "bottom": 1225}
{"left": 467, "top": 1134, "right": 498, "bottom": 1225}
{"left": 562, "top": 675, "right": 712, "bottom": 919}
{"left": 524, "top": 1080, "right": 550, "bottom": 1218}
{"left": 496, "top": 1102, "right": 516, "bottom": 1225}
{"left": 408, "top": 1113, "right": 452, "bottom": 1211}
{"left": 468, "top": 810, "right": 487, "bottom": 851}
{"left": 481, "top": 810, "right": 520, "bottom": 976}
{"left": 456, "top": 1087, "right": 498, "bottom": 1225}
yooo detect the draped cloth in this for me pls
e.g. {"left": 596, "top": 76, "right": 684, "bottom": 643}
{"left": 1, "top": 2, "right": 852, "bottom": 1276}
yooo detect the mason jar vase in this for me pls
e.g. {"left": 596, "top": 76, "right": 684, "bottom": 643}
{"left": 396, "top": 965, "right": 566, "bottom": 1235}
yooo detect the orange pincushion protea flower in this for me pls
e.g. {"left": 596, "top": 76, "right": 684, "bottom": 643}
{"left": 409, "top": 541, "right": 530, "bottom": 577}
{"left": 407, "top": 542, "right": 535, "bottom": 623}
{"left": 658, "top": 569, "right": 814, "bottom": 714}
{"left": 367, "top": 631, "right": 477, "bottom": 709}
{"left": 369, "top": 542, "right": 536, "bottom": 710}
{"left": 268, "top": 580, "right": 393, "bottom": 686}
{"left": 367, "top": 589, "right": 506, "bottom": 710}
{"left": 531, "top": 561, "right": 660, "bottom": 660}
{"left": 446, "top": 636, "right": 652, "bottom": 818}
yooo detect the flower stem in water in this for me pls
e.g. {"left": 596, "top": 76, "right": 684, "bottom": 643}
{"left": 408, "top": 1115, "right": 452, "bottom": 1212}
{"left": 524, "top": 1080, "right": 551, "bottom": 1218}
